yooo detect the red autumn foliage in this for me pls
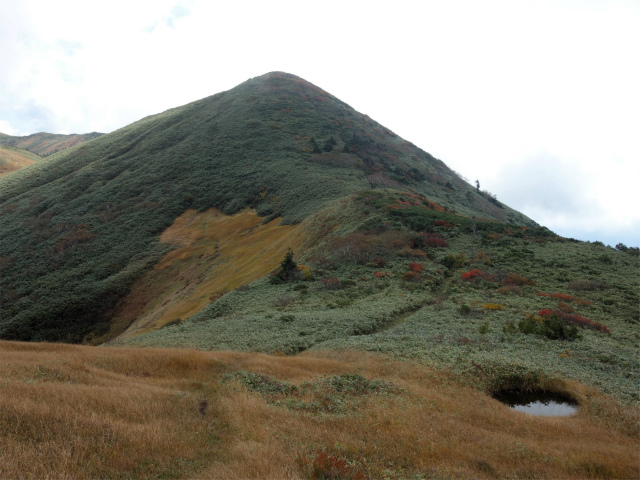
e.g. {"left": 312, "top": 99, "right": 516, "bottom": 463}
{"left": 374, "top": 271, "right": 391, "bottom": 278}
{"left": 420, "top": 233, "right": 449, "bottom": 248}
{"left": 537, "top": 292, "right": 593, "bottom": 305}
{"left": 308, "top": 450, "right": 365, "bottom": 480}
{"left": 461, "top": 269, "right": 496, "bottom": 282}
{"left": 538, "top": 309, "right": 610, "bottom": 333}
{"left": 401, "top": 272, "right": 421, "bottom": 282}
{"left": 408, "top": 262, "right": 424, "bottom": 273}
{"left": 372, "top": 257, "right": 386, "bottom": 268}
{"left": 557, "top": 302, "right": 575, "bottom": 314}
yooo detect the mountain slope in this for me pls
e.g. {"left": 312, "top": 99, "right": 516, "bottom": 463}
{"left": 0, "top": 72, "right": 540, "bottom": 343}
{"left": 119, "top": 189, "right": 639, "bottom": 404}
{"left": 0, "top": 145, "right": 42, "bottom": 177}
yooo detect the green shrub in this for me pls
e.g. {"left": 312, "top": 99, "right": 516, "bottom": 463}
{"left": 270, "top": 249, "right": 299, "bottom": 283}
{"left": 518, "top": 314, "right": 580, "bottom": 341}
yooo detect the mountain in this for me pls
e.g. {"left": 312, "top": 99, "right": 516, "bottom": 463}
{"left": 0, "top": 131, "right": 104, "bottom": 157}
{"left": 1, "top": 72, "right": 638, "bottom": 477}
{"left": 0, "top": 72, "right": 637, "bottom": 407}
{"left": 0, "top": 72, "right": 535, "bottom": 343}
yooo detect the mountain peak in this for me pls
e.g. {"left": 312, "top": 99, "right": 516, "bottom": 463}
{"left": 0, "top": 72, "right": 536, "bottom": 343}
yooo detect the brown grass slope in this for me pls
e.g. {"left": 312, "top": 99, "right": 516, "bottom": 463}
{"left": 0, "top": 341, "right": 637, "bottom": 479}
{"left": 103, "top": 208, "right": 312, "bottom": 342}
{"left": 0, "top": 145, "right": 41, "bottom": 177}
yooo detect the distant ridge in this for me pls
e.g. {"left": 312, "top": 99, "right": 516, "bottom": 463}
{"left": 0, "top": 131, "right": 104, "bottom": 157}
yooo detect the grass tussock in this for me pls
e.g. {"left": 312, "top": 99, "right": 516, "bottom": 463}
{"left": 0, "top": 341, "right": 638, "bottom": 479}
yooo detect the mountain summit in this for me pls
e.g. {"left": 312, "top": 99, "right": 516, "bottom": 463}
{"left": 1, "top": 72, "right": 536, "bottom": 342}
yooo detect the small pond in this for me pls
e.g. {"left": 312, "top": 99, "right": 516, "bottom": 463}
{"left": 493, "top": 390, "right": 578, "bottom": 417}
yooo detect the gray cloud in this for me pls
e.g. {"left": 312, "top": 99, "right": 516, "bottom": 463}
{"left": 493, "top": 153, "right": 591, "bottom": 216}
{"left": 490, "top": 152, "right": 639, "bottom": 246}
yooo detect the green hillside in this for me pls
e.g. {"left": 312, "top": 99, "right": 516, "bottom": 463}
{"left": 0, "top": 72, "right": 535, "bottom": 343}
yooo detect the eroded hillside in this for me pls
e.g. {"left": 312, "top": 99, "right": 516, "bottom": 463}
{"left": 104, "top": 208, "right": 312, "bottom": 342}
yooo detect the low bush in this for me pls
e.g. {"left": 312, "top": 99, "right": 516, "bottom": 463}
{"left": 496, "top": 285, "right": 522, "bottom": 295}
{"left": 401, "top": 272, "right": 421, "bottom": 283}
{"left": 537, "top": 292, "right": 593, "bottom": 305}
{"left": 371, "top": 257, "right": 386, "bottom": 268}
{"left": 301, "top": 450, "right": 365, "bottom": 480}
{"left": 503, "top": 274, "right": 536, "bottom": 286}
{"left": 441, "top": 253, "right": 467, "bottom": 269}
{"left": 461, "top": 269, "right": 496, "bottom": 282}
{"left": 408, "top": 262, "right": 424, "bottom": 273}
{"left": 222, "top": 371, "right": 298, "bottom": 396}
{"left": 568, "top": 279, "right": 609, "bottom": 291}
{"left": 518, "top": 314, "right": 580, "bottom": 341}
{"left": 483, "top": 303, "right": 505, "bottom": 311}
{"left": 539, "top": 309, "right": 610, "bottom": 333}
{"left": 321, "top": 278, "right": 345, "bottom": 290}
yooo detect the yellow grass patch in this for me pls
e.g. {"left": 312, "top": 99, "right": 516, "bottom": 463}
{"left": 0, "top": 342, "right": 637, "bottom": 479}
{"left": 0, "top": 146, "right": 40, "bottom": 177}
{"left": 110, "top": 208, "right": 311, "bottom": 339}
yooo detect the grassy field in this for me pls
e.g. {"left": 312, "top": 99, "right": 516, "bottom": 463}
{"left": 1, "top": 341, "right": 638, "bottom": 479}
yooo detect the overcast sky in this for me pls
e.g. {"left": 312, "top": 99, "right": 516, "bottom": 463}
{"left": 1, "top": 0, "right": 638, "bottom": 247}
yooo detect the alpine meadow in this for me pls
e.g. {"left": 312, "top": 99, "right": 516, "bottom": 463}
{"left": 0, "top": 72, "right": 638, "bottom": 479}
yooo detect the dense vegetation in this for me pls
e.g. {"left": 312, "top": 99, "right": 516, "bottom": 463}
{"left": 0, "top": 72, "right": 534, "bottom": 343}
{"left": 120, "top": 190, "right": 639, "bottom": 406}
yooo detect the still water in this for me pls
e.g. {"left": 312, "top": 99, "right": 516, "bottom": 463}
{"left": 494, "top": 390, "right": 578, "bottom": 417}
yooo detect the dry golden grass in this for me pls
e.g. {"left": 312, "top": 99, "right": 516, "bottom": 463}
{"left": 108, "top": 208, "right": 311, "bottom": 340}
{"left": 0, "top": 341, "right": 638, "bottom": 479}
{"left": 0, "top": 146, "right": 40, "bottom": 177}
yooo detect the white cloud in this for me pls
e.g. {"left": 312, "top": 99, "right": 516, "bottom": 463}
{"left": 1, "top": 0, "right": 638, "bottom": 244}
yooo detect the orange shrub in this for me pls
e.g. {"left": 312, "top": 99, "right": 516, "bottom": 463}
{"left": 483, "top": 303, "right": 506, "bottom": 311}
